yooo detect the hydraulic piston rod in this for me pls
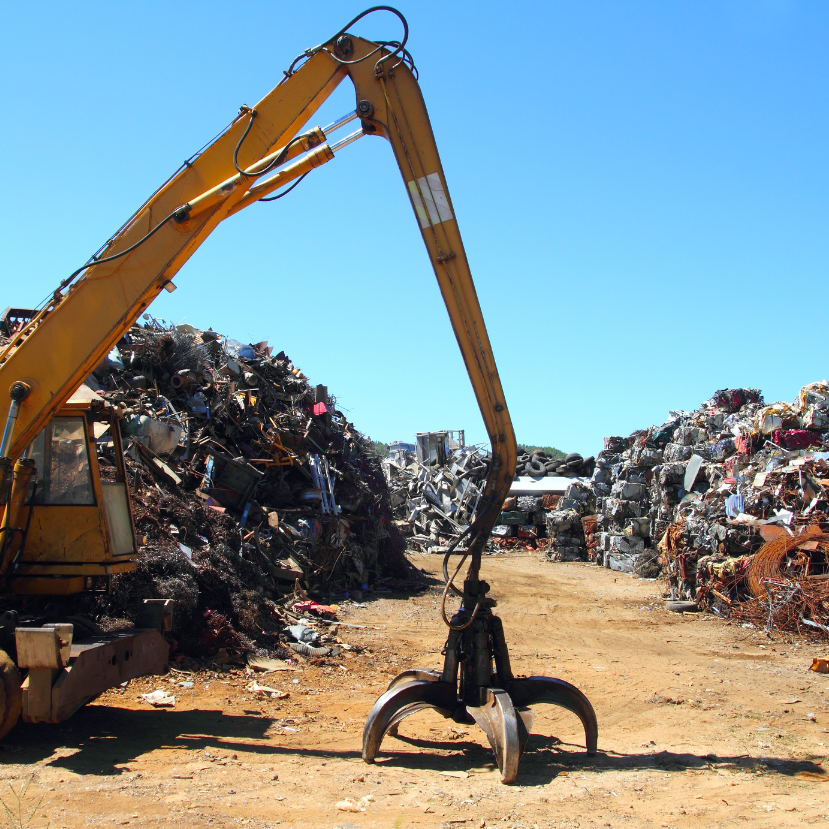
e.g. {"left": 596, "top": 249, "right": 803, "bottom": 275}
{"left": 227, "top": 129, "right": 365, "bottom": 215}
{"left": 174, "top": 111, "right": 361, "bottom": 223}
{"left": 329, "top": 128, "right": 364, "bottom": 152}
{"left": 322, "top": 109, "right": 359, "bottom": 135}
{"left": 0, "top": 383, "right": 30, "bottom": 460}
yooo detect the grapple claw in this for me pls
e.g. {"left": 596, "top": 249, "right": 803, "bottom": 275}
{"left": 362, "top": 605, "right": 598, "bottom": 782}
{"left": 504, "top": 676, "right": 598, "bottom": 755}
{"left": 362, "top": 678, "right": 458, "bottom": 763}
{"left": 467, "top": 687, "right": 528, "bottom": 784}
{"left": 384, "top": 668, "right": 442, "bottom": 692}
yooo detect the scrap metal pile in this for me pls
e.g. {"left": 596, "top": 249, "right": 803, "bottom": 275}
{"left": 493, "top": 452, "right": 595, "bottom": 555}
{"left": 384, "top": 439, "right": 598, "bottom": 556}
{"left": 588, "top": 384, "right": 829, "bottom": 637}
{"left": 494, "top": 494, "right": 554, "bottom": 550}
{"left": 492, "top": 483, "right": 596, "bottom": 558}
{"left": 383, "top": 441, "right": 489, "bottom": 552}
{"left": 82, "top": 320, "right": 406, "bottom": 656}
{"left": 543, "top": 481, "right": 597, "bottom": 560}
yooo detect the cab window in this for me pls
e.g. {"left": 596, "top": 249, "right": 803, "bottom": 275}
{"left": 27, "top": 417, "right": 95, "bottom": 505}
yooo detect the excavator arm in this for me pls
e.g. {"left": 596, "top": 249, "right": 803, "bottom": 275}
{"left": 0, "top": 10, "right": 596, "bottom": 783}
{"left": 0, "top": 9, "right": 515, "bottom": 558}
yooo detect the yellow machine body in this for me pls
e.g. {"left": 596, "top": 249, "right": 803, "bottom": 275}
{"left": 7, "top": 387, "right": 138, "bottom": 595}
{"left": 0, "top": 21, "right": 515, "bottom": 590}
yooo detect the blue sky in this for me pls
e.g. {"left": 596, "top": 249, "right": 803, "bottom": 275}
{"left": 2, "top": 2, "right": 826, "bottom": 454}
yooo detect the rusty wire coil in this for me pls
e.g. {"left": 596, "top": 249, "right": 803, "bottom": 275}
{"left": 746, "top": 525, "right": 828, "bottom": 597}
{"left": 727, "top": 525, "right": 829, "bottom": 635}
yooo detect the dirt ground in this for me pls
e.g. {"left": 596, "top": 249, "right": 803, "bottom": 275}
{"left": 0, "top": 552, "right": 827, "bottom": 829}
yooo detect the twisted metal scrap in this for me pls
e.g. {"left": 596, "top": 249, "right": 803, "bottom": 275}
{"left": 746, "top": 525, "right": 827, "bottom": 597}
{"left": 731, "top": 526, "right": 829, "bottom": 635}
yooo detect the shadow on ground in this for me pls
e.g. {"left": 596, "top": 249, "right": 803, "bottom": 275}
{"left": 378, "top": 731, "right": 827, "bottom": 785}
{"left": 1, "top": 706, "right": 823, "bottom": 788}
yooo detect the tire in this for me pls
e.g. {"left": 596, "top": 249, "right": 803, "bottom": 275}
{"left": 0, "top": 650, "right": 22, "bottom": 739}
{"left": 544, "top": 461, "right": 561, "bottom": 472}
{"left": 525, "top": 460, "right": 545, "bottom": 477}
{"left": 665, "top": 601, "right": 699, "bottom": 613}
{"left": 565, "top": 452, "right": 583, "bottom": 464}
{"left": 518, "top": 454, "right": 530, "bottom": 463}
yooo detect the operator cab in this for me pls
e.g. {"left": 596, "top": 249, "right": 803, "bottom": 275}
{"left": 12, "top": 385, "right": 138, "bottom": 595}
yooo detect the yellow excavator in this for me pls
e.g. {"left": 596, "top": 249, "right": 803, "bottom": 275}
{"left": 0, "top": 8, "right": 595, "bottom": 782}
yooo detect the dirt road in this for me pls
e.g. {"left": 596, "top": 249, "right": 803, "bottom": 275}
{"left": 0, "top": 553, "right": 826, "bottom": 828}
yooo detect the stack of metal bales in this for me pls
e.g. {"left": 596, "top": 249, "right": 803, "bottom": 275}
{"left": 589, "top": 389, "right": 766, "bottom": 576}
{"left": 494, "top": 494, "right": 546, "bottom": 543}
{"left": 545, "top": 481, "right": 596, "bottom": 561}
{"left": 591, "top": 449, "right": 656, "bottom": 573}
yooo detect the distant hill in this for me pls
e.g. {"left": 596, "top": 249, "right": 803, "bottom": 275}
{"left": 369, "top": 440, "right": 390, "bottom": 457}
{"left": 517, "top": 444, "right": 566, "bottom": 460}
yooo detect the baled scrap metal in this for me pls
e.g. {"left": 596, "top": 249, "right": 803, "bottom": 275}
{"left": 516, "top": 495, "right": 543, "bottom": 513}
{"left": 582, "top": 514, "right": 599, "bottom": 558}
{"left": 491, "top": 468, "right": 599, "bottom": 554}
{"left": 488, "top": 481, "right": 591, "bottom": 554}
{"left": 589, "top": 383, "right": 829, "bottom": 635}
{"left": 656, "top": 409, "right": 829, "bottom": 611}
{"left": 500, "top": 510, "right": 530, "bottom": 525}
{"left": 80, "top": 319, "right": 404, "bottom": 658}
{"left": 543, "top": 482, "right": 594, "bottom": 562}
{"left": 588, "top": 389, "right": 765, "bottom": 577}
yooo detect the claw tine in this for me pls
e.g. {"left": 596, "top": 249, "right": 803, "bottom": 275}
{"left": 506, "top": 677, "right": 598, "bottom": 755}
{"left": 384, "top": 668, "right": 442, "bottom": 693}
{"left": 467, "top": 688, "right": 525, "bottom": 784}
{"left": 362, "top": 680, "right": 457, "bottom": 763}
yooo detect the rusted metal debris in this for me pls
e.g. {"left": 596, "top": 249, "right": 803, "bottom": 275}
{"left": 586, "top": 383, "right": 829, "bottom": 637}
{"left": 75, "top": 318, "right": 416, "bottom": 659}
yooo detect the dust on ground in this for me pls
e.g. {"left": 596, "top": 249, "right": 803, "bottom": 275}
{"left": 0, "top": 553, "right": 826, "bottom": 828}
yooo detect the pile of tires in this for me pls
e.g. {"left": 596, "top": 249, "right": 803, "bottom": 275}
{"left": 515, "top": 450, "right": 595, "bottom": 479}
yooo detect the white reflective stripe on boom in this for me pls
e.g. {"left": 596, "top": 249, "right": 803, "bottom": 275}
{"left": 407, "top": 172, "right": 453, "bottom": 229}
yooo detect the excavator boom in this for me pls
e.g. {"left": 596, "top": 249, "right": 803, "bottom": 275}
{"left": 0, "top": 22, "right": 516, "bottom": 546}
{"left": 0, "top": 9, "right": 595, "bottom": 783}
